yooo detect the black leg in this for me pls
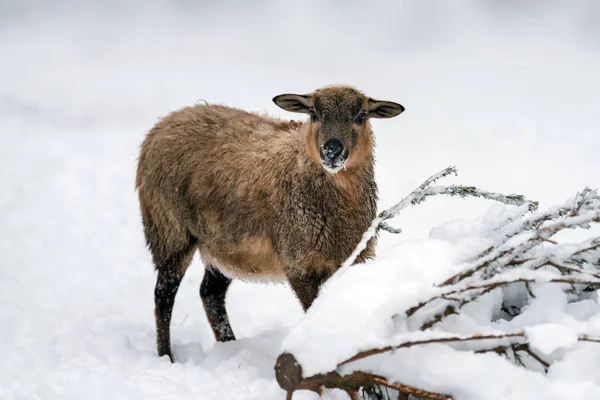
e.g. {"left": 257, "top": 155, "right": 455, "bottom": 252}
{"left": 152, "top": 236, "right": 197, "bottom": 362}
{"left": 155, "top": 268, "right": 185, "bottom": 362}
{"left": 200, "top": 266, "right": 236, "bottom": 342}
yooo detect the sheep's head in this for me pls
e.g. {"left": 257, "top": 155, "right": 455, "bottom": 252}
{"left": 273, "top": 85, "right": 404, "bottom": 173}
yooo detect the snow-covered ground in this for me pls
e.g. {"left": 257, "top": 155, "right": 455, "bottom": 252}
{"left": 1, "top": 2, "right": 600, "bottom": 399}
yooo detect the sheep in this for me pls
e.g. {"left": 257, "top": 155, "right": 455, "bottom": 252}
{"left": 135, "top": 85, "right": 404, "bottom": 361}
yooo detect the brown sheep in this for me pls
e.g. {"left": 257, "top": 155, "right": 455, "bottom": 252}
{"left": 135, "top": 85, "right": 404, "bottom": 361}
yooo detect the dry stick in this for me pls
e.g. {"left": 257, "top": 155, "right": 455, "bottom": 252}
{"left": 338, "top": 332, "right": 600, "bottom": 367}
{"left": 514, "top": 344, "right": 550, "bottom": 371}
{"left": 291, "top": 370, "right": 452, "bottom": 400}
{"left": 339, "top": 332, "right": 524, "bottom": 366}
{"left": 476, "top": 343, "right": 549, "bottom": 371}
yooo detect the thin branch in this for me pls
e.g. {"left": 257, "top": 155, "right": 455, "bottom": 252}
{"left": 339, "top": 332, "right": 527, "bottom": 366}
{"left": 511, "top": 344, "right": 526, "bottom": 368}
{"left": 542, "top": 260, "right": 600, "bottom": 279}
{"left": 341, "top": 167, "right": 536, "bottom": 269}
{"left": 379, "top": 222, "right": 403, "bottom": 234}
{"left": 338, "top": 332, "right": 600, "bottom": 368}
{"left": 475, "top": 345, "right": 507, "bottom": 356}
{"left": 476, "top": 343, "right": 550, "bottom": 372}
{"left": 421, "top": 305, "right": 457, "bottom": 330}
{"left": 369, "top": 375, "right": 453, "bottom": 400}
{"left": 515, "top": 343, "right": 550, "bottom": 371}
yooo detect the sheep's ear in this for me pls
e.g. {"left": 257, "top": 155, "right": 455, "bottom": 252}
{"left": 273, "top": 93, "right": 312, "bottom": 114}
{"left": 368, "top": 98, "right": 405, "bottom": 118}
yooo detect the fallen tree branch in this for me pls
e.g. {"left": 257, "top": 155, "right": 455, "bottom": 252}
{"left": 275, "top": 354, "right": 453, "bottom": 400}
{"left": 275, "top": 332, "right": 600, "bottom": 399}
{"left": 275, "top": 176, "right": 600, "bottom": 399}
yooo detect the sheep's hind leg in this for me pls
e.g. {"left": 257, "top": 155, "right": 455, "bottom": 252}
{"left": 200, "top": 266, "right": 236, "bottom": 342}
{"left": 154, "top": 241, "right": 196, "bottom": 362}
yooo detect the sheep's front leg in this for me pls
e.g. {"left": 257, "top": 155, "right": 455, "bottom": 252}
{"left": 287, "top": 272, "right": 330, "bottom": 311}
{"left": 200, "top": 266, "right": 236, "bottom": 342}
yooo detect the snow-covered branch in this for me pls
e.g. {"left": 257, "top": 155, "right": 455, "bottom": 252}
{"left": 341, "top": 166, "right": 538, "bottom": 269}
{"left": 276, "top": 171, "right": 600, "bottom": 400}
{"left": 404, "top": 188, "right": 600, "bottom": 332}
{"left": 407, "top": 271, "right": 600, "bottom": 321}
{"left": 440, "top": 188, "right": 600, "bottom": 287}
{"left": 338, "top": 331, "right": 600, "bottom": 366}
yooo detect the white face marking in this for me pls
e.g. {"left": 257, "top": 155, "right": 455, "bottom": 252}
{"left": 322, "top": 160, "right": 347, "bottom": 174}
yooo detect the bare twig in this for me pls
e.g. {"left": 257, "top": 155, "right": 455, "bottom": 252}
{"left": 476, "top": 343, "right": 549, "bottom": 372}
{"left": 338, "top": 331, "right": 600, "bottom": 367}
{"left": 379, "top": 222, "right": 403, "bottom": 234}
{"left": 515, "top": 344, "right": 550, "bottom": 371}
{"left": 339, "top": 332, "right": 526, "bottom": 366}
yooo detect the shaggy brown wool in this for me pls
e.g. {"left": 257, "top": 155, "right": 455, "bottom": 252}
{"left": 136, "top": 85, "right": 404, "bottom": 361}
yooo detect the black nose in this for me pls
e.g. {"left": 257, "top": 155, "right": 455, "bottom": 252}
{"left": 322, "top": 139, "right": 344, "bottom": 161}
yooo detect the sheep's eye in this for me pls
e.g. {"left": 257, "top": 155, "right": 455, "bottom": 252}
{"left": 309, "top": 109, "right": 318, "bottom": 121}
{"left": 355, "top": 112, "right": 366, "bottom": 124}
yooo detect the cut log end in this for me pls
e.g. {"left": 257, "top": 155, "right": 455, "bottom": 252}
{"left": 275, "top": 352, "right": 303, "bottom": 391}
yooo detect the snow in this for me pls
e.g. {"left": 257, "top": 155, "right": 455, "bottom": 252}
{"left": 282, "top": 202, "right": 600, "bottom": 398}
{"left": 341, "top": 346, "right": 599, "bottom": 400}
{"left": 2, "top": 2, "right": 600, "bottom": 400}
{"left": 525, "top": 324, "right": 578, "bottom": 355}
{"left": 284, "top": 240, "right": 459, "bottom": 375}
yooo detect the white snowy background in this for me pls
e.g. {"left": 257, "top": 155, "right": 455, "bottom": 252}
{"left": 1, "top": 1, "right": 600, "bottom": 399}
